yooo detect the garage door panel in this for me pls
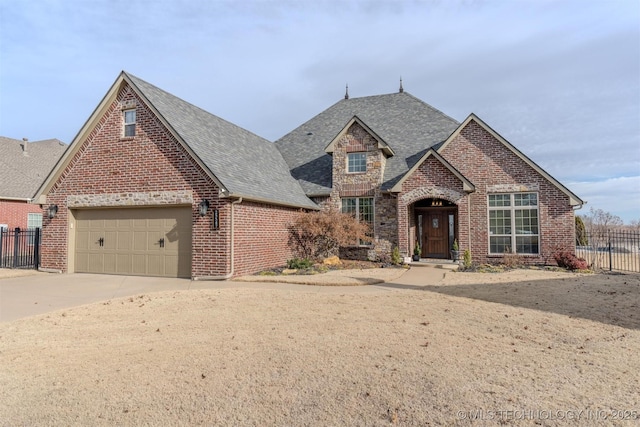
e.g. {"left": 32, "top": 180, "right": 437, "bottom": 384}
{"left": 133, "top": 231, "right": 148, "bottom": 251}
{"left": 116, "top": 254, "right": 131, "bottom": 274}
{"left": 74, "top": 207, "right": 192, "bottom": 278}
{"left": 103, "top": 231, "right": 117, "bottom": 250}
{"left": 132, "top": 254, "right": 147, "bottom": 275}
{"left": 103, "top": 253, "right": 117, "bottom": 274}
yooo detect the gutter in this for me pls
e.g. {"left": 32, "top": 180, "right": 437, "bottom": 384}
{"left": 1, "top": 196, "right": 32, "bottom": 202}
{"left": 193, "top": 197, "right": 242, "bottom": 280}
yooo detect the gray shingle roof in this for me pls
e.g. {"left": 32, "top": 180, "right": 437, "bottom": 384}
{"left": 275, "top": 92, "right": 460, "bottom": 193}
{"left": 126, "top": 73, "right": 317, "bottom": 209}
{"left": 0, "top": 137, "right": 67, "bottom": 199}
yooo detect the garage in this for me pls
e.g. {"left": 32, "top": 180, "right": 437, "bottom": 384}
{"left": 74, "top": 207, "right": 192, "bottom": 278}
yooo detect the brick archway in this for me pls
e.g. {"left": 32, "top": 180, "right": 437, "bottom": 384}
{"left": 397, "top": 186, "right": 465, "bottom": 257}
{"left": 400, "top": 186, "right": 464, "bottom": 207}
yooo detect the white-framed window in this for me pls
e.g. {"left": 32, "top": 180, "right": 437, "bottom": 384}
{"left": 488, "top": 193, "right": 539, "bottom": 254}
{"left": 341, "top": 197, "right": 374, "bottom": 245}
{"left": 347, "top": 152, "right": 366, "bottom": 173}
{"left": 124, "top": 109, "right": 136, "bottom": 137}
{"left": 27, "top": 213, "right": 42, "bottom": 244}
{"left": 27, "top": 213, "right": 42, "bottom": 229}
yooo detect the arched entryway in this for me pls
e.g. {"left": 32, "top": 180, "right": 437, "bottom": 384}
{"left": 414, "top": 198, "right": 457, "bottom": 259}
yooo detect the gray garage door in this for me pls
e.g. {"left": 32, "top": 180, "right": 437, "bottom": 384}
{"left": 75, "top": 207, "right": 192, "bottom": 278}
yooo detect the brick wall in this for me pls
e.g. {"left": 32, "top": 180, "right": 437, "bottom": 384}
{"left": 439, "top": 119, "right": 575, "bottom": 265}
{"left": 0, "top": 200, "right": 42, "bottom": 230}
{"left": 398, "top": 155, "right": 467, "bottom": 256}
{"left": 233, "top": 201, "right": 300, "bottom": 276}
{"left": 328, "top": 122, "right": 395, "bottom": 261}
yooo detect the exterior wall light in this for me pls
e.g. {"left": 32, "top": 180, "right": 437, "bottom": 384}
{"left": 48, "top": 204, "right": 58, "bottom": 219}
{"left": 199, "top": 199, "right": 209, "bottom": 217}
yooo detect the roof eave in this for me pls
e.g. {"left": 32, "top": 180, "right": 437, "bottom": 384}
{"left": 223, "top": 192, "right": 319, "bottom": 211}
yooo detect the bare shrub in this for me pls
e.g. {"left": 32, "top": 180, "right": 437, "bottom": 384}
{"left": 287, "top": 209, "right": 370, "bottom": 261}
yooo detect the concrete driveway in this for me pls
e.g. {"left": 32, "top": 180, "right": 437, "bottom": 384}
{"left": 0, "top": 268, "right": 419, "bottom": 323}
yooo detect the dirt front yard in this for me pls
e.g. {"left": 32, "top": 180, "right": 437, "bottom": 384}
{"left": 0, "top": 269, "right": 638, "bottom": 426}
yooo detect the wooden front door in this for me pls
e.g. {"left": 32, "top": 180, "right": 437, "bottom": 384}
{"left": 423, "top": 211, "right": 448, "bottom": 258}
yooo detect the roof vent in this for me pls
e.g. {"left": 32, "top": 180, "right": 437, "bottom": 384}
{"left": 21, "top": 137, "right": 28, "bottom": 155}
{"left": 399, "top": 77, "right": 404, "bottom": 93}
{"left": 344, "top": 84, "right": 349, "bottom": 100}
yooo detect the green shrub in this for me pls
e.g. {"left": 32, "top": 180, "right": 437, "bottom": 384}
{"left": 463, "top": 249, "right": 472, "bottom": 268}
{"left": 391, "top": 246, "right": 402, "bottom": 265}
{"left": 287, "top": 258, "right": 313, "bottom": 269}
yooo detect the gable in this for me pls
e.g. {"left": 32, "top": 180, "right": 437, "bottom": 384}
{"left": 43, "top": 83, "right": 217, "bottom": 200}
{"left": 325, "top": 116, "right": 394, "bottom": 157}
{"left": 35, "top": 72, "right": 317, "bottom": 210}
{"left": 438, "top": 114, "right": 583, "bottom": 206}
{"left": 391, "top": 149, "right": 474, "bottom": 193}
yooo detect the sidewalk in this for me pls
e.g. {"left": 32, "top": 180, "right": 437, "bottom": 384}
{"left": 0, "top": 264, "right": 450, "bottom": 323}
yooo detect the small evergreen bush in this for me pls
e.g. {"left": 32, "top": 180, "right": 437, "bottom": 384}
{"left": 391, "top": 247, "right": 402, "bottom": 265}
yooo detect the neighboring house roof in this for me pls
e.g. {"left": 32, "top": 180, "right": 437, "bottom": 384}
{"left": 0, "top": 136, "right": 67, "bottom": 200}
{"left": 36, "top": 72, "right": 318, "bottom": 210}
{"left": 275, "top": 92, "right": 460, "bottom": 194}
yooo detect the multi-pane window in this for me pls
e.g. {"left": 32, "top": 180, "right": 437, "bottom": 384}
{"left": 124, "top": 109, "right": 136, "bottom": 137}
{"left": 341, "top": 197, "right": 374, "bottom": 245}
{"left": 27, "top": 213, "right": 42, "bottom": 229}
{"left": 488, "top": 193, "right": 539, "bottom": 254}
{"left": 347, "top": 152, "right": 366, "bottom": 173}
{"left": 27, "top": 213, "right": 42, "bottom": 244}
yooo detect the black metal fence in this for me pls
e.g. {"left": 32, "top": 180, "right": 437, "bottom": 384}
{"left": 0, "top": 228, "right": 41, "bottom": 269}
{"left": 576, "top": 230, "right": 640, "bottom": 273}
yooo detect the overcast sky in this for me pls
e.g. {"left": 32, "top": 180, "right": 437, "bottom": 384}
{"left": 1, "top": 0, "right": 638, "bottom": 222}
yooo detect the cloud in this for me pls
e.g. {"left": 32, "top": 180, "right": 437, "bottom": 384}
{"left": 569, "top": 176, "right": 640, "bottom": 223}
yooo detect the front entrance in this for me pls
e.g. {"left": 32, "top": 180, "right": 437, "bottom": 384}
{"left": 415, "top": 199, "right": 457, "bottom": 259}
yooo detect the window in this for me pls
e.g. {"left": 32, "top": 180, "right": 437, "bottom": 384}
{"left": 124, "top": 109, "right": 136, "bottom": 137}
{"left": 341, "top": 197, "right": 374, "bottom": 245}
{"left": 27, "top": 213, "right": 42, "bottom": 229}
{"left": 347, "top": 152, "right": 366, "bottom": 173}
{"left": 27, "top": 213, "right": 42, "bottom": 244}
{"left": 488, "top": 193, "right": 539, "bottom": 254}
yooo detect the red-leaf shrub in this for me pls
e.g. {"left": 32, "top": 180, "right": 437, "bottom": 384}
{"left": 554, "top": 250, "right": 589, "bottom": 271}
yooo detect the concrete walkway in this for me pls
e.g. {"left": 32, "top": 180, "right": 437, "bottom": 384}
{"left": 0, "top": 265, "right": 448, "bottom": 323}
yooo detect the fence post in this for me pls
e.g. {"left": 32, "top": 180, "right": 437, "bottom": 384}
{"left": 608, "top": 231, "right": 612, "bottom": 272}
{"left": 13, "top": 228, "right": 20, "bottom": 269}
{"left": 34, "top": 228, "right": 41, "bottom": 270}
{"left": 0, "top": 228, "right": 3, "bottom": 268}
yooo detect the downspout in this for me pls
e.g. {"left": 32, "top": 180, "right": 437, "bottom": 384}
{"left": 193, "top": 197, "right": 242, "bottom": 281}
{"left": 467, "top": 196, "right": 471, "bottom": 251}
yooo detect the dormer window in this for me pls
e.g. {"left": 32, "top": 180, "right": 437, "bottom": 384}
{"left": 124, "top": 109, "right": 136, "bottom": 137}
{"left": 347, "top": 152, "right": 366, "bottom": 173}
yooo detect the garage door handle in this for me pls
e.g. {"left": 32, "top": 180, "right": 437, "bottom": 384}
{"left": 98, "top": 237, "right": 104, "bottom": 247}
{"left": 159, "top": 238, "right": 165, "bottom": 248}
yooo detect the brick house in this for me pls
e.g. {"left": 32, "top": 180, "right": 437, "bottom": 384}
{"left": 35, "top": 72, "right": 582, "bottom": 279}
{"left": 0, "top": 137, "right": 66, "bottom": 230}
{"left": 275, "top": 85, "right": 584, "bottom": 265}
{"left": 34, "top": 72, "right": 316, "bottom": 279}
